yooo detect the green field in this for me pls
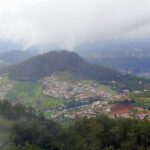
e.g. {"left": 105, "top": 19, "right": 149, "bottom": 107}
{"left": 5, "top": 81, "right": 64, "bottom": 113}
{"left": 130, "top": 90, "right": 150, "bottom": 100}
{"left": 97, "top": 84, "right": 117, "bottom": 95}
{"left": 130, "top": 90, "right": 150, "bottom": 108}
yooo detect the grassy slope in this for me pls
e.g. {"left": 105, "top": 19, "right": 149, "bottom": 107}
{"left": 97, "top": 84, "right": 117, "bottom": 95}
{"left": 5, "top": 82, "right": 64, "bottom": 112}
{"left": 80, "top": 79, "right": 117, "bottom": 95}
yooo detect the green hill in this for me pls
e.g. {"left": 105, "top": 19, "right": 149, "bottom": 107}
{"left": 7, "top": 50, "right": 149, "bottom": 91}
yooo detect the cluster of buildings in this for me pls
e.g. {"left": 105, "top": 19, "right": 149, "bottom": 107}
{"left": 50, "top": 100, "right": 112, "bottom": 119}
{"left": 74, "top": 100, "right": 111, "bottom": 119}
{"left": 41, "top": 73, "right": 113, "bottom": 101}
{"left": 58, "top": 103, "right": 150, "bottom": 121}
{"left": 41, "top": 73, "right": 150, "bottom": 121}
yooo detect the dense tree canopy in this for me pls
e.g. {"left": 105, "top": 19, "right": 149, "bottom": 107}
{"left": 0, "top": 101, "right": 150, "bottom": 150}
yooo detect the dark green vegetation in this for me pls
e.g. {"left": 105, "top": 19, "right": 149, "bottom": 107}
{"left": 0, "top": 101, "right": 150, "bottom": 150}
{"left": 6, "top": 50, "right": 149, "bottom": 91}
{"left": 0, "top": 101, "right": 60, "bottom": 150}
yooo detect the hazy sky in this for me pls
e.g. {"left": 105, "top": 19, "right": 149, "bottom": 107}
{"left": 0, "top": 0, "right": 150, "bottom": 50}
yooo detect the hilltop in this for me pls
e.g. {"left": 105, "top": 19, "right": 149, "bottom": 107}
{"left": 8, "top": 50, "right": 118, "bottom": 80}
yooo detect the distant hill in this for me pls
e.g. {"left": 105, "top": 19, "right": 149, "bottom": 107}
{"left": 0, "top": 50, "right": 36, "bottom": 64}
{"left": 7, "top": 50, "right": 149, "bottom": 91}
{"left": 78, "top": 40, "right": 150, "bottom": 76}
{"left": 8, "top": 50, "right": 123, "bottom": 81}
{"left": 80, "top": 46, "right": 150, "bottom": 76}
{"left": 87, "top": 56, "right": 150, "bottom": 75}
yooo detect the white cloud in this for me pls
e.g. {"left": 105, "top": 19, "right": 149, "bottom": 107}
{"left": 0, "top": 0, "right": 150, "bottom": 50}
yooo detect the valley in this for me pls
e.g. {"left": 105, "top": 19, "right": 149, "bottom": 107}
{"left": 0, "top": 70, "right": 150, "bottom": 122}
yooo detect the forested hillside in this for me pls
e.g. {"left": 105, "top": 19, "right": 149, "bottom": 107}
{"left": 0, "top": 101, "right": 150, "bottom": 150}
